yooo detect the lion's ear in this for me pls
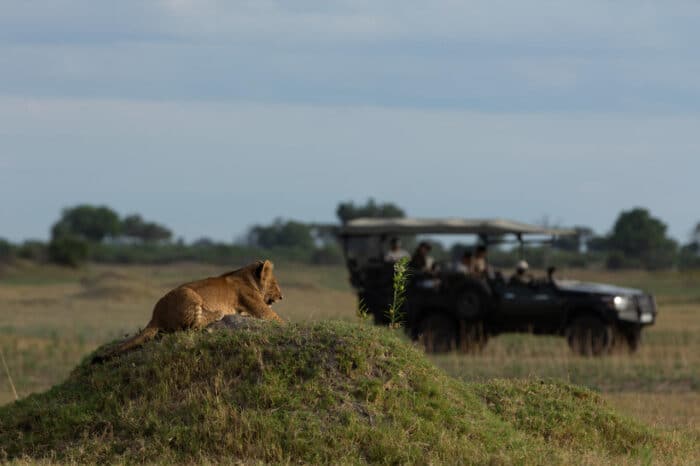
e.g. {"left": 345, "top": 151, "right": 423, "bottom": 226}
{"left": 256, "top": 260, "right": 274, "bottom": 287}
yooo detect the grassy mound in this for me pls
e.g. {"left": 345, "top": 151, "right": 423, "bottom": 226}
{"left": 0, "top": 321, "right": 664, "bottom": 464}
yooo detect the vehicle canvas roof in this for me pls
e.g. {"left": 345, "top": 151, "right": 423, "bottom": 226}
{"left": 337, "top": 217, "right": 575, "bottom": 237}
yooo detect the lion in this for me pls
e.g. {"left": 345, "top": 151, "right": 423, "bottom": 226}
{"left": 94, "top": 260, "right": 284, "bottom": 362}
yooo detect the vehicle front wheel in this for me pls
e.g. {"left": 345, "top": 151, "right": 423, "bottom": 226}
{"left": 566, "top": 315, "right": 613, "bottom": 356}
{"left": 612, "top": 325, "right": 642, "bottom": 354}
{"left": 416, "top": 312, "right": 458, "bottom": 353}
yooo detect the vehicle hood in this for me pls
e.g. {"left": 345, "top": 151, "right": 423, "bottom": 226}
{"left": 554, "top": 280, "right": 644, "bottom": 296}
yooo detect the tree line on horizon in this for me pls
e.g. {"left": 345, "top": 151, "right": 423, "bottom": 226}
{"left": 1, "top": 199, "right": 699, "bottom": 270}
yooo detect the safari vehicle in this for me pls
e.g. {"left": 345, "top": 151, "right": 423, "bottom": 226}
{"left": 337, "top": 217, "right": 658, "bottom": 356}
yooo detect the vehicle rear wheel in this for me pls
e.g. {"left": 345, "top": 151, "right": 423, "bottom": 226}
{"left": 458, "top": 320, "right": 488, "bottom": 353}
{"left": 566, "top": 315, "right": 612, "bottom": 356}
{"left": 455, "top": 290, "right": 483, "bottom": 320}
{"left": 416, "top": 312, "right": 458, "bottom": 353}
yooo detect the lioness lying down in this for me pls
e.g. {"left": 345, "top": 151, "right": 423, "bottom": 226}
{"left": 95, "top": 260, "right": 284, "bottom": 362}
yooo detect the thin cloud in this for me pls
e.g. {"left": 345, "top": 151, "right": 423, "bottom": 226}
{"left": 0, "top": 2, "right": 697, "bottom": 242}
{"left": 0, "top": 96, "right": 696, "bottom": 242}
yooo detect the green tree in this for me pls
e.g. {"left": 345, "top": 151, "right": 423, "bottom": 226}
{"left": 121, "top": 214, "right": 172, "bottom": 243}
{"left": 607, "top": 208, "right": 677, "bottom": 269}
{"left": 51, "top": 205, "right": 121, "bottom": 243}
{"left": 247, "top": 219, "right": 315, "bottom": 250}
{"left": 336, "top": 198, "right": 405, "bottom": 224}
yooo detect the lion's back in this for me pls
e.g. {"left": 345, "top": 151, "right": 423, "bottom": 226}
{"left": 183, "top": 272, "right": 261, "bottom": 310}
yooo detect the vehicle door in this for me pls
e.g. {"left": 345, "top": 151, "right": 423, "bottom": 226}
{"left": 497, "top": 282, "right": 564, "bottom": 330}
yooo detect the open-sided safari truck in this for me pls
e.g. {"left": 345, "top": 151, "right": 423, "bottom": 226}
{"left": 336, "top": 217, "right": 658, "bottom": 355}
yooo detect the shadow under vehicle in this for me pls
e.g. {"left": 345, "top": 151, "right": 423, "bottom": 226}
{"left": 336, "top": 217, "right": 658, "bottom": 356}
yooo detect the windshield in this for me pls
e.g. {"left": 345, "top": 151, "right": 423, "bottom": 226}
{"left": 342, "top": 236, "right": 383, "bottom": 263}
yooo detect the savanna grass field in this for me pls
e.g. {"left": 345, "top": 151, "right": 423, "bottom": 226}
{"left": 1, "top": 260, "right": 699, "bottom": 463}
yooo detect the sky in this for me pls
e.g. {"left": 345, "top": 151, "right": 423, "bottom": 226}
{"left": 1, "top": 1, "right": 698, "bottom": 243}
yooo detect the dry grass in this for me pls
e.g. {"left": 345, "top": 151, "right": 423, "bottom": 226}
{"left": 0, "top": 260, "right": 698, "bottom": 461}
{"left": 604, "top": 392, "right": 700, "bottom": 430}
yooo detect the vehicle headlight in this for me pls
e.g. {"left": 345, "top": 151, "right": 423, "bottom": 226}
{"left": 613, "top": 296, "right": 633, "bottom": 311}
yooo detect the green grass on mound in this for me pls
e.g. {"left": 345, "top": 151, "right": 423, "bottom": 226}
{"left": 0, "top": 321, "right": 667, "bottom": 465}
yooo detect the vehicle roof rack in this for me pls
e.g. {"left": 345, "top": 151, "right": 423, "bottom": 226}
{"left": 336, "top": 217, "right": 575, "bottom": 238}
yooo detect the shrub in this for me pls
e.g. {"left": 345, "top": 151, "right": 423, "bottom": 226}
{"left": 48, "top": 236, "right": 89, "bottom": 267}
{"left": 0, "top": 238, "right": 15, "bottom": 262}
{"left": 678, "top": 245, "right": 700, "bottom": 269}
{"left": 17, "top": 240, "right": 48, "bottom": 262}
{"left": 606, "top": 251, "right": 643, "bottom": 270}
{"left": 310, "top": 244, "right": 344, "bottom": 265}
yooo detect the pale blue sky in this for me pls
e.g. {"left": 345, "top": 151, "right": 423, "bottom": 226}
{"left": 1, "top": 1, "right": 698, "bottom": 243}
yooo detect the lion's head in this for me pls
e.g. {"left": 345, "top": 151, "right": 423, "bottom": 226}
{"left": 256, "top": 260, "right": 283, "bottom": 305}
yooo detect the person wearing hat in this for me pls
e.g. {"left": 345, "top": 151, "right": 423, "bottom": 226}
{"left": 510, "top": 260, "right": 533, "bottom": 285}
{"left": 384, "top": 237, "right": 410, "bottom": 262}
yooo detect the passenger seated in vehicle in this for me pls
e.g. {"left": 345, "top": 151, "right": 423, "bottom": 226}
{"left": 410, "top": 242, "right": 440, "bottom": 289}
{"left": 384, "top": 237, "right": 410, "bottom": 262}
{"left": 409, "top": 241, "right": 435, "bottom": 273}
{"left": 510, "top": 260, "right": 533, "bottom": 285}
{"left": 471, "top": 245, "right": 491, "bottom": 277}
{"left": 455, "top": 250, "right": 473, "bottom": 274}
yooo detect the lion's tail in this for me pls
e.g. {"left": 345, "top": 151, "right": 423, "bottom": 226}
{"left": 92, "top": 323, "right": 159, "bottom": 364}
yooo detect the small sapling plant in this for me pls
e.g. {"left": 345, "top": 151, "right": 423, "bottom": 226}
{"left": 386, "top": 257, "right": 410, "bottom": 329}
{"left": 356, "top": 298, "right": 370, "bottom": 324}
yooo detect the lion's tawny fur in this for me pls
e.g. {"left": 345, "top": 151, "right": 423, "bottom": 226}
{"left": 99, "top": 260, "right": 284, "bottom": 361}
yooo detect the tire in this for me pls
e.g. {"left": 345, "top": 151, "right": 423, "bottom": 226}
{"left": 416, "top": 312, "right": 459, "bottom": 353}
{"left": 612, "top": 325, "right": 641, "bottom": 354}
{"left": 626, "top": 327, "right": 641, "bottom": 353}
{"left": 455, "top": 290, "right": 483, "bottom": 320}
{"left": 457, "top": 320, "right": 488, "bottom": 354}
{"left": 566, "top": 315, "right": 613, "bottom": 356}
